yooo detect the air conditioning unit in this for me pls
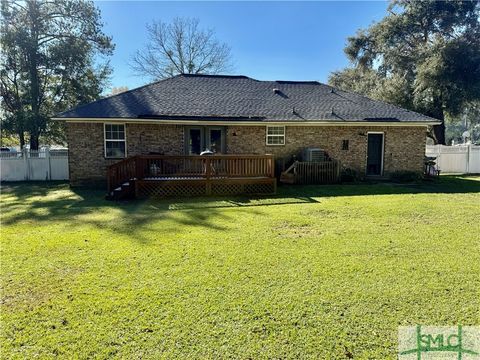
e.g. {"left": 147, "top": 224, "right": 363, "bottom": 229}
{"left": 303, "top": 148, "right": 325, "bottom": 162}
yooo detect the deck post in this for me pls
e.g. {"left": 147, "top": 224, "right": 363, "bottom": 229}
{"left": 135, "top": 156, "right": 143, "bottom": 179}
{"left": 107, "top": 167, "right": 111, "bottom": 193}
{"left": 336, "top": 160, "right": 341, "bottom": 182}
{"left": 205, "top": 157, "right": 212, "bottom": 195}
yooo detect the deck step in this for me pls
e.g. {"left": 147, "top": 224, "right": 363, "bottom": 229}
{"left": 280, "top": 172, "right": 295, "bottom": 184}
{"left": 106, "top": 180, "right": 135, "bottom": 201}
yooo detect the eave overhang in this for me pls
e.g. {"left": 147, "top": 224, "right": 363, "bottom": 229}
{"left": 51, "top": 117, "right": 442, "bottom": 127}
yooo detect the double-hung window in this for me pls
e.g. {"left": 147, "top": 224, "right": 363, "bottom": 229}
{"left": 104, "top": 124, "right": 126, "bottom": 158}
{"left": 266, "top": 126, "right": 285, "bottom": 145}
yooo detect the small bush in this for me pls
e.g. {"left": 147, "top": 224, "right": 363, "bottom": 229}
{"left": 390, "top": 170, "right": 422, "bottom": 183}
{"left": 341, "top": 168, "right": 358, "bottom": 182}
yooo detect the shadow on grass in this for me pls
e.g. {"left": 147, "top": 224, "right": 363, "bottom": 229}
{"left": 1, "top": 176, "right": 478, "bottom": 242}
{"left": 0, "top": 181, "right": 321, "bottom": 242}
{"left": 278, "top": 175, "right": 480, "bottom": 198}
{"left": 0, "top": 182, "right": 275, "bottom": 242}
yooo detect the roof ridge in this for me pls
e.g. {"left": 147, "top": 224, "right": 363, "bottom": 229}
{"left": 275, "top": 80, "right": 321, "bottom": 85}
{"left": 180, "top": 73, "right": 253, "bottom": 80}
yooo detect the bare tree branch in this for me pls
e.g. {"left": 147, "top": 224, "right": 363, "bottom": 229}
{"left": 130, "top": 17, "right": 233, "bottom": 80}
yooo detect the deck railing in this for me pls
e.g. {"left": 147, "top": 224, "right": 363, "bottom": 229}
{"left": 107, "top": 154, "right": 275, "bottom": 193}
{"left": 280, "top": 160, "right": 341, "bottom": 184}
{"left": 107, "top": 156, "right": 138, "bottom": 192}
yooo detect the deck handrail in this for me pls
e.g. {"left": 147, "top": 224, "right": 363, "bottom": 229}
{"left": 107, "top": 156, "right": 138, "bottom": 193}
{"left": 107, "top": 154, "right": 275, "bottom": 193}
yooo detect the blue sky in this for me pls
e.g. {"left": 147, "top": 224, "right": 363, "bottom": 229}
{"left": 96, "top": 1, "right": 388, "bottom": 91}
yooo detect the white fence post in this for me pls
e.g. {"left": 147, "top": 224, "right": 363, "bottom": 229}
{"left": 46, "top": 148, "right": 51, "bottom": 180}
{"left": 23, "top": 148, "right": 29, "bottom": 180}
{"left": 466, "top": 144, "right": 470, "bottom": 174}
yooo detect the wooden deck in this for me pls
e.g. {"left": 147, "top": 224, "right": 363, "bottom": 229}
{"left": 107, "top": 154, "right": 276, "bottom": 199}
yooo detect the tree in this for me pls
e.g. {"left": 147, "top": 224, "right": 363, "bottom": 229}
{"left": 0, "top": 0, "right": 114, "bottom": 149}
{"left": 328, "top": 0, "right": 480, "bottom": 144}
{"left": 131, "top": 17, "right": 233, "bottom": 80}
{"left": 445, "top": 101, "right": 480, "bottom": 144}
{"left": 109, "top": 86, "right": 128, "bottom": 96}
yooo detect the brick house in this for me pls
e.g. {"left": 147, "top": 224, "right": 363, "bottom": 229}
{"left": 54, "top": 74, "right": 440, "bottom": 188}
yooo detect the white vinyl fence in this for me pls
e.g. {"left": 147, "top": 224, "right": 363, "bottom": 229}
{"left": 0, "top": 148, "right": 69, "bottom": 181}
{"left": 426, "top": 144, "right": 480, "bottom": 174}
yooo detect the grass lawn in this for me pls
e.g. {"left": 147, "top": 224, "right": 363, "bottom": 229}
{"left": 1, "top": 176, "right": 479, "bottom": 359}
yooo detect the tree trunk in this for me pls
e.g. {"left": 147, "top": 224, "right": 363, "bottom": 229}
{"left": 27, "top": 2, "right": 41, "bottom": 151}
{"left": 427, "top": 96, "right": 446, "bottom": 145}
{"left": 433, "top": 122, "right": 446, "bottom": 145}
{"left": 29, "top": 133, "right": 39, "bottom": 151}
{"left": 19, "top": 131, "right": 25, "bottom": 149}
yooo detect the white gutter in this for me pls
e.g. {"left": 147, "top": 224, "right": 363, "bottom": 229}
{"left": 51, "top": 117, "right": 441, "bottom": 127}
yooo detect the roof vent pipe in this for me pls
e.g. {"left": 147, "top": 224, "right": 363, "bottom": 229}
{"left": 273, "top": 88, "right": 280, "bottom": 94}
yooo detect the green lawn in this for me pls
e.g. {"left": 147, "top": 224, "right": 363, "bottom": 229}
{"left": 1, "top": 177, "right": 479, "bottom": 359}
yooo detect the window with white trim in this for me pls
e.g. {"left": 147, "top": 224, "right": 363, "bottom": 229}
{"left": 104, "top": 124, "right": 126, "bottom": 158}
{"left": 266, "top": 126, "right": 285, "bottom": 145}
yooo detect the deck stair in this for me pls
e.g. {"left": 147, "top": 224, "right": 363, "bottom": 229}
{"left": 105, "top": 181, "right": 135, "bottom": 201}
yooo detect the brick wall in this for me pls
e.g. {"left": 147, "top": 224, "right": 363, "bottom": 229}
{"left": 67, "top": 122, "right": 111, "bottom": 186}
{"left": 383, "top": 127, "right": 427, "bottom": 174}
{"left": 226, "top": 125, "right": 427, "bottom": 175}
{"left": 126, "top": 124, "right": 184, "bottom": 155}
{"left": 66, "top": 122, "right": 183, "bottom": 186}
{"left": 66, "top": 122, "right": 426, "bottom": 186}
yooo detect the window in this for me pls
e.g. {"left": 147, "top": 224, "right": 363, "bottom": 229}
{"left": 266, "top": 126, "right": 285, "bottom": 145}
{"left": 342, "top": 139, "right": 349, "bottom": 150}
{"left": 104, "top": 124, "right": 126, "bottom": 158}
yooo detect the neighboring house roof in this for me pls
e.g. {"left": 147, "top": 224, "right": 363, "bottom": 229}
{"left": 55, "top": 74, "right": 440, "bottom": 123}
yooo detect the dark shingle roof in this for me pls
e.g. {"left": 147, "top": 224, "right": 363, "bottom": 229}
{"left": 56, "top": 74, "right": 440, "bottom": 123}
